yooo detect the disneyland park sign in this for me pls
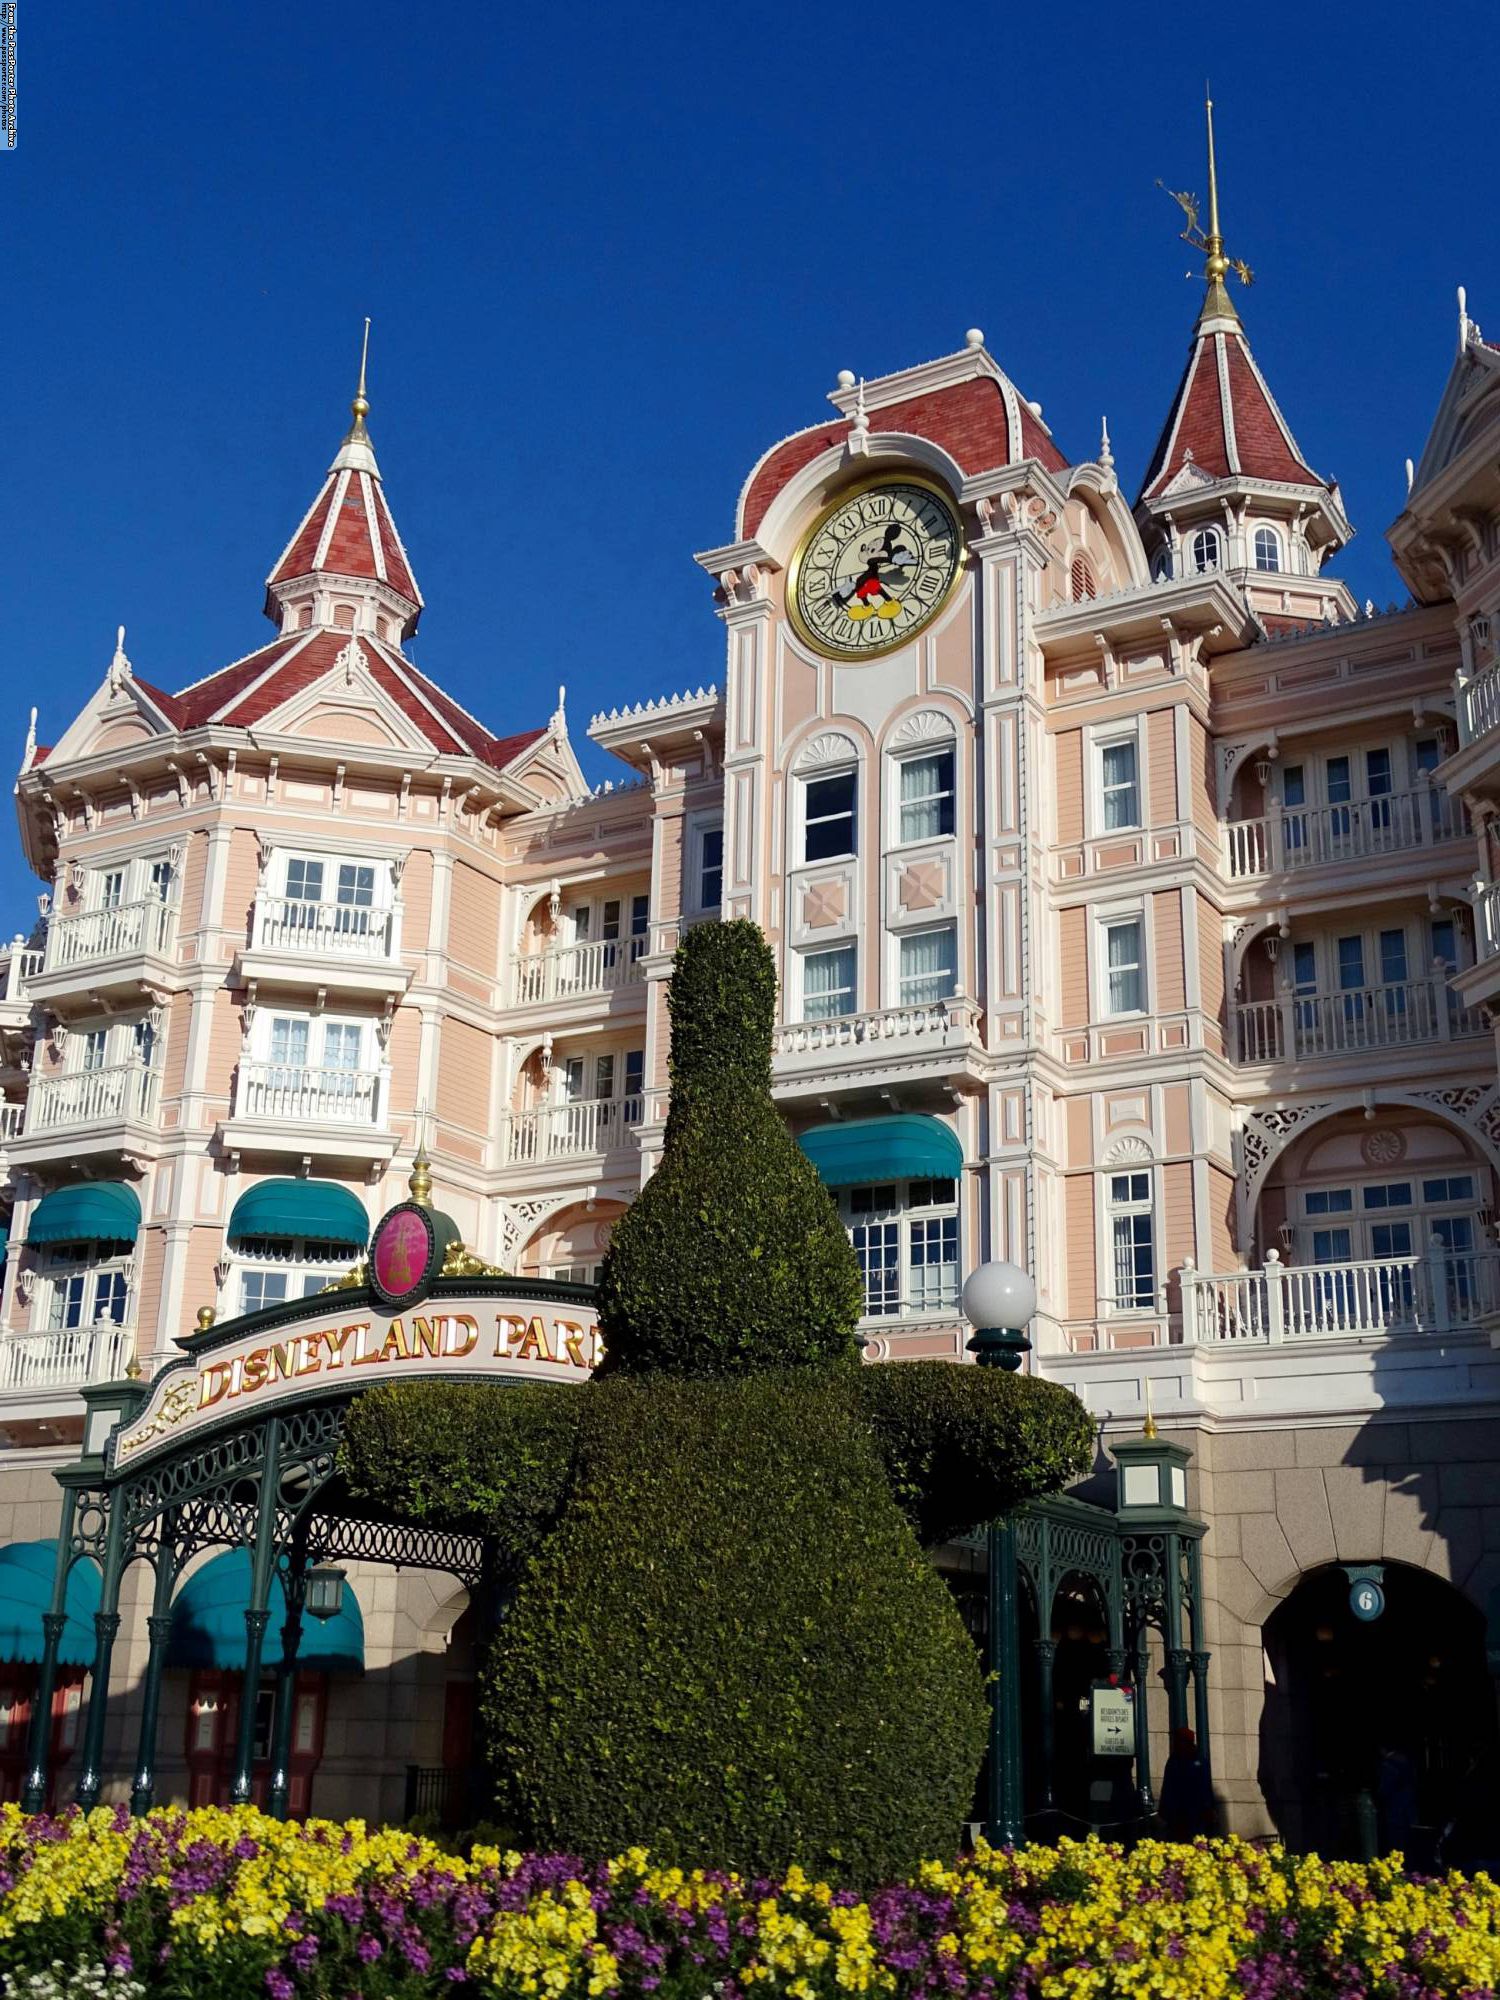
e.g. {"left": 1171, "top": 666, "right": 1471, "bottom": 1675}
{"left": 110, "top": 1201, "right": 599, "bottom": 1470}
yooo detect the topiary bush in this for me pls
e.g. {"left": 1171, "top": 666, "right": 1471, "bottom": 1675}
{"left": 339, "top": 917, "right": 1096, "bottom": 1880}
{"left": 595, "top": 920, "right": 864, "bottom": 1377}
{"left": 481, "top": 1371, "right": 988, "bottom": 1881}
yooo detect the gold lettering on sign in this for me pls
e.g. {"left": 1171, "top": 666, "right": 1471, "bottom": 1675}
{"left": 444, "top": 1315, "right": 479, "bottom": 1357}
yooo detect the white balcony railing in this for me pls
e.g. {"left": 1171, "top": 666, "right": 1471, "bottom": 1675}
{"left": 0, "top": 1102, "right": 24, "bottom": 1140}
{"left": 505, "top": 1094, "right": 643, "bottom": 1164}
{"left": 43, "top": 897, "right": 175, "bottom": 972}
{"left": 1460, "top": 662, "right": 1500, "bottom": 746}
{"left": 0, "top": 940, "right": 43, "bottom": 1008}
{"left": 1477, "top": 882, "right": 1500, "bottom": 963}
{"left": 26, "top": 1060, "right": 160, "bottom": 1132}
{"left": 511, "top": 937, "right": 646, "bottom": 1006}
{"left": 1224, "top": 787, "right": 1467, "bottom": 878}
{"left": 1184, "top": 1246, "right": 1500, "bottom": 1343}
{"left": 1232, "top": 975, "right": 1486, "bottom": 1063}
{"left": 232, "top": 1061, "right": 387, "bottom": 1127}
{"left": 774, "top": 999, "right": 972, "bottom": 1057}
{"left": 251, "top": 896, "right": 402, "bottom": 962}
{"left": 0, "top": 1320, "right": 131, "bottom": 1394}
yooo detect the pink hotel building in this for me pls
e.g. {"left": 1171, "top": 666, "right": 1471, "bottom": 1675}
{"left": 2, "top": 233, "right": 1500, "bottom": 1838}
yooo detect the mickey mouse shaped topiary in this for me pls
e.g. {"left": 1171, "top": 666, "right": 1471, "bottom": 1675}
{"left": 341, "top": 920, "right": 1093, "bottom": 1881}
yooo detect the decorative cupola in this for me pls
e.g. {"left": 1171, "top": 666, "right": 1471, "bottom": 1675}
{"left": 1136, "top": 97, "right": 1354, "bottom": 628}
{"left": 263, "top": 320, "right": 425, "bottom": 647}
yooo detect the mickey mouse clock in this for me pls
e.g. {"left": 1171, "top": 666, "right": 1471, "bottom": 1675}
{"left": 787, "top": 477, "right": 965, "bottom": 661}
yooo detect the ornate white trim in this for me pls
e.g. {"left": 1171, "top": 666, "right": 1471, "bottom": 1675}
{"left": 889, "top": 708, "right": 956, "bottom": 748}
{"left": 1102, "top": 1134, "right": 1153, "bottom": 1165}
{"left": 795, "top": 731, "right": 860, "bottom": 771}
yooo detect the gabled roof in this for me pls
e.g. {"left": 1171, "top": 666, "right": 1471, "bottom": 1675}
{"left": 167, "top": 628, "right": 546, "bottom": 771}
{"left": 266, "top": 461, "right": 421, "bottom": 611}
{"left": 1140, "top": 315, "right": 1324, "bottom": 501}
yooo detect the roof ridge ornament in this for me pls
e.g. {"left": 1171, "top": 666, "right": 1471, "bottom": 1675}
{"left": 108, "top": 624, "right": 132, "bottom": 693}
{"left": 1158, "top": 87, "right": 1254, "bottom": 325}
{"left": 350, "top": 316, "right": 372, "bottom": 440}
{"left": 328, "top": 317, "right": 382, "bottom": 478}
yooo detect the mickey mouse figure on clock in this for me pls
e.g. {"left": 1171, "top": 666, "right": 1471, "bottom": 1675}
{"left": 787, "top": 476, "right": 965, "bottom": 661}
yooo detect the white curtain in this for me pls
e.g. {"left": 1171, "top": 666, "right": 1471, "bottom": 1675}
{"left": 900, "top": 928, "right": 956, "bottom": 1004}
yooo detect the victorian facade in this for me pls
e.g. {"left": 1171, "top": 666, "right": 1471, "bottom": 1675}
{"left": 1, "top": 143, "right": 1499, "bottom": 1844}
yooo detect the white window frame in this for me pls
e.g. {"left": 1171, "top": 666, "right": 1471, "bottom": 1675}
{"left": 799, "top": 766, "right": 859, "bottom": 865}
{"left": 65, "top": 1014, "right": 162, "bottom": 1074}
{"left": 1090, "top": 723, "right": 1145, "bottom": 836}
{"left": 252, "top": 1009, "right": 373, "bottom": 1072}
{"left": 891, "top": 742, "right": 957, "bottom": 849}
{"left": 896, "top": 924, "right": 958, "bottom": 1008}
{"left": 1096, "top": 909, "right": 1148, "bottom": 1019}
{"left": 1104, "top": 1171, "right": 1158, "bottom": 1315}
{"left": 278, "top": 850, "right": 392, "bottom": 913}
{"left": 1190, "top": 525, "right": 1223, "bottom": 574}
{"left": 798, "top": 942, "right": 857, "bottom": 1022}
{"left": 85, "top": 854, "right": 180, "bottom": 913}
{"left": 234, "top": 1234, "right": 354, "bottom": 1318}
{"left": 688, "top": 815, "right": 724, "bottom": 914}
{"left": 1252, "top": 525, "right": 1283, "bottom": 573}
{"left": 40, "top": 1244, "right": 134, "bottom": 1332}
{"left": 839, "top": 1176, "right": 961, "bottom": 1322}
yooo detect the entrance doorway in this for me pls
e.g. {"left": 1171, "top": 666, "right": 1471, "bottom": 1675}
{"left": 1261, "top": 1562, "right": 1497, "bottom": 1863}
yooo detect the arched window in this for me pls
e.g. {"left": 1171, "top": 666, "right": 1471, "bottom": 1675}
{"left": 1191, "top": 526, "right": 1222, "bottom": 573}
{"left": 1151, "top": 550, "right": 1174, "bottom": 583}
{"left": 1253, "top": 526, "right": 1282, "bottom": 573}
{"left": 1070, "top": 554, "right": 1097, "bottom": 602}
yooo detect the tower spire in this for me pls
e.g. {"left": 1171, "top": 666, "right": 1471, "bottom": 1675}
{"left": 1160, "top": 89, "right": 1254, "bottom": 326}
{"left": 348, "top": 316, "right": 372, "bottom": 440}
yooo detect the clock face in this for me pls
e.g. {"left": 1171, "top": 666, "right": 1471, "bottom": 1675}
{"left": 788, "top": 478, "right": 964, "bottom": 660}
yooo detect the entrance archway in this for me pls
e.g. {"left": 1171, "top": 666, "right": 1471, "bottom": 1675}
{"left": 1260, "top": 1561, "right": 1497, "bottom": 1863}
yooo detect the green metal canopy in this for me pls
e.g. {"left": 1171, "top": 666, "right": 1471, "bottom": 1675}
{"left": 796, "top": 1114, "right": 963, "bottom": 1190}
{"left": 168, "top": 1550, "right": 365, "bottom": 1675}
{"left": 27, "top": 1182, "right": 141, "bottom": 1248}
{"left": 227, "top": 1179, "right": 369, "bottom": 1249}
{"left": 0, "top": 1541, "right": 101, "bottom": 1666}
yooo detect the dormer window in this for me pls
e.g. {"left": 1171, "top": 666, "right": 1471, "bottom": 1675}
{"left": 298, "top": 606, "right": 313, "bottom": 630}
{"left": 1254, "top": 526, "right": 1283, "bottom": 573}
{"left": 1070, "top": 554, "right": 1098, "bottom": 602}
{"left": 333, "top": 604, "right": 356, "bottom": 631}
{"left": 1191, "top": 526, "right": 1223, "bottom": 574}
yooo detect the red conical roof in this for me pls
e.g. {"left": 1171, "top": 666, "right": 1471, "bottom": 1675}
{"left": 1140, "top": 316, "right": 1324, "bottom": 501}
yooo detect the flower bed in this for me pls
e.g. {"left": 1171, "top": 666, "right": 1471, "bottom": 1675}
{"left": 2, "top": 1805, "right": 1499, "bottom": 1999}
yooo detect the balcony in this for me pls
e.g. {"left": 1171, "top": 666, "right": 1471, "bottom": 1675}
{"left": 235, "top": 895, "right": 409, "bottom": 1001}
{"left": 1039, "top": 1247, "right": 1500, "bottom": 1430}
{"left": 216, "top": 1061, "right": 396, "bottom": 1167}
{"left": 1184, "top": 1247, "right": 1498, "bottom": 1343}
{"left": 771, "top": 999, "right": 986, "bottom": 1104}
{"left": 8, "top": 1060, "right": 161, "bottom": 1167}
{"left": 0, "top": 940, "right": 42, "bottom": 1034}
{"left": 1223, "top": 786, "right": 1467, "bottom": 880}
{"left": 1231, "top": 975, "right": 1486, "bottom": 1065}
{"left": 26, "top": 898, "right": 178, "bottom": 1017}
{"left": 503, "top": 1094, "right": 643, "bottom": 1166}
{"left": 0, "top": 1320, "right": 131, "bottom": 1398}
{"left": 1460, "top": 661, "right": 1500, "bottom": 746}
{"left": 510, "top": 937, "right": 647, "bottom": 1008}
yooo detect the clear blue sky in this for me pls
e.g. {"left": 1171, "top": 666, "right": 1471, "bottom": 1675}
{"left": 2, "top": 2, "right": 1495, "bottom": 923}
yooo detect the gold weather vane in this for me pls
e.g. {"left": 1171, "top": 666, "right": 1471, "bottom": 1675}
{"left": 1158, "top": 88, "right": 1254, "bottom": 321}
{"left": 349, "top": 316, "right": 372, "bottom": 435}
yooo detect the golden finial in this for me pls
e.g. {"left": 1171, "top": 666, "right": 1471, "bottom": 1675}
{"left": 348, "top": 317, "right": 372, "bottom": 436}
{"left": 408, "top": 1144, "right": 433, "bottom": 1209}
{"left": 1158, "top": 87, "right": 1254, "bottom": 324}
{"left": 1143, "top": 1376, "right": 1158, "bottom": 1441}
{"left": 196, "top": 1306, "right": 216, "bottom": 1332}
{"left": 125, "top": 1355, "right": 143, "bottom": 1380}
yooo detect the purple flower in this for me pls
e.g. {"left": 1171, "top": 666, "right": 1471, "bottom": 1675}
{"left": 356, "top": 1933, "right": 383, "bottom": 1963}
{"left": 264, "top": 1971, "right": 295, "bottom": 2000}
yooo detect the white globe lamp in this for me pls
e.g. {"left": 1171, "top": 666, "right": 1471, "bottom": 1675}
{"left": 961, "top": 1260, "right": 1037, "bottom": 1372}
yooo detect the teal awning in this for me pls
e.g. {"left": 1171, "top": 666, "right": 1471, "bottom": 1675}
{"left": 168, "top": 1550, "right": 364, "bottom": 1675}
{"left": 28, "top": 1182, "right": 141, "bottom": 1248}
{"left": 0, "top": 1541, "right": 101, "bottom": 1666}
{"left": 227, "top": 1179, "right": 368, "bottom": 1249}
{"left": 797, "top": 1114, "right": 963, "bottom": 1190}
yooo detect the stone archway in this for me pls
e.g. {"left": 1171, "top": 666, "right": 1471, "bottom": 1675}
{"left": 1259, "top": 1561, "right": 1496, "bottom": 1864}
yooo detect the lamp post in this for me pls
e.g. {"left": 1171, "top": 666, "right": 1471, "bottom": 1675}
{"left": 962, "top": 1260, "right": 1037, "bottom": 1848}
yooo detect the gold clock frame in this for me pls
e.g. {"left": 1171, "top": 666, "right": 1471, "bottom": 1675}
{"left": 785, "top": 473, "right": 967, "bottom": 663}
